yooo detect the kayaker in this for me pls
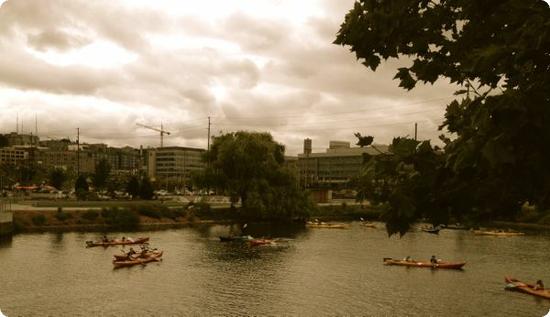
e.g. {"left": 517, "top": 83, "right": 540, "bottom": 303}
{"left": 101, "top": 235, "right": 109, "bottom": 243}
{"left": 430, "top": 255, "right": 438, "bottom": 264}
{"left": 127, "top": 247, "right": 136, "bottom": 258}
{"left": 404, "top": 256, "right": 413, "bottom": 262}
{"left": 535, "top": 280, "right": 545, "bottom": 290}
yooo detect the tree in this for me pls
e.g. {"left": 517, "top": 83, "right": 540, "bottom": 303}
{"left": 335, "top": 1, "right": 550, "bottom": 235}
{"left": 197, "top": 131, "right": 313, "bottom": 221}
{"left": 74, "top": 175, "right": 89, "bottom": 200}
{"left": 49, "top": 168, "right": 67, "bottom": 190}
{"left": 126, "top": 175, "right": 140, "bottom": 199}
{"left": 93, "top": 159, "right": 111, "bottom": 190}
{"left": 139, "top": 176, "right": 155, "bottom": 200}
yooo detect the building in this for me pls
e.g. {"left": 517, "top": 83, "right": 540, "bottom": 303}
{"left": 0, "top": 147, "right": 30, "bottom": 166}
{"left": 3, "top": 132, "right": 39, "bottom": 147}
{"left": 297, "top": 139, "right": 388, "bottom": 187}
{"left": 147, "top": 146, "right": 206, "bottom": 185}
{"left": 36, "top": 143, "right": 141, "bottom": 175}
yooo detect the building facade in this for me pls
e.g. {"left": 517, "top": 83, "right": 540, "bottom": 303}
{"left": 36, "top": 143, "right": 141, "bottom": 174}
{"left": 147, "top": 146, "right": 206, "bottom": 185}
{"left": 297, "top": 139, "right": 388, "bottom": 187}
{"left": 0, "top": 147, "right": 30, "bottom": 166}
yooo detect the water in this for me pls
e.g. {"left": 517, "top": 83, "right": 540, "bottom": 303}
{"left": 1, "top": 223, "right": 549, "bottom": 316}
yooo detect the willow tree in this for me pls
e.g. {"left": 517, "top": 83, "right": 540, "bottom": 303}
{"left": 336, "top": 0, "right": 550, "bottom": 234}
{"left": 199, "top": 131, "right": 313, "bottom": 222}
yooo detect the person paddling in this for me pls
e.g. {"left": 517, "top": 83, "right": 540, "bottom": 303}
{"left": 127, "top": 247, "right": 136, "bottom": 259}
{"left": 430, "top": 255, "right": 439, "bottom": 267}
{"left": 535, "top": 280, "right": 545, "bottom": 290}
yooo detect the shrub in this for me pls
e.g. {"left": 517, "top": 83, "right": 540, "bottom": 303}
{"left": 32, "top": 214, "right": 47, "bottom": 226}
{"left": 101, "top": 207, "right": 117, "bottom": 219}
{"left": 13, "top": 219, "right": 26, "bottom": 232}
{"left": 538, "top": 214, "right": 550, "bottom": 225}
{"left": 103, "top": 207, "right": 139, "bottom": 229}
{"left": 81, "top": 210, "right": 99, "bottom": 221}
{"left": 136, "top": 204, "right": 162, "bottom": 219}
{"left": 55, "top": 212, "right": 72, "bottom": 222}
{"left": 164, "top": 208, "right": 185, "bottom": 220}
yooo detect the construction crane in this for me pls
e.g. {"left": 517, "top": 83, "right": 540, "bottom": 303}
{"left": 136, "top": 123, "right": 171, "bottom": 148}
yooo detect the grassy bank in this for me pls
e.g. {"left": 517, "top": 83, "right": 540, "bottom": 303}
{"left": 11, "top": 200, "right": 383, "bottom": 233}
{"left": 13, "top": 203, "right": 190, "bottom": 233}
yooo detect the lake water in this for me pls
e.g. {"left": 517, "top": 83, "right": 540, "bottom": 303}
{"left": 0, "top": 223, "right": 549, "bottom": 316}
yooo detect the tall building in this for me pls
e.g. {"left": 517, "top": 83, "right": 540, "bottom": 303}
{"left": 147, "top": 146, "right": 206, "bottom": 185}
{"left": 3, "top": 132, "right": 39, "bottom": 147}
{"left": 297, "top": 139, "right": 388, "bottom": 187}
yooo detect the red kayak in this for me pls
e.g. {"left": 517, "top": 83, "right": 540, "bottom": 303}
{"left": 113, "top": 248, "right": 160, "bottom": 261}
{"left": 86, "top": 237, "right": 149, "bottom": 247}
{"left": 249, "top": 239, "right": 274, "bottom": 247}
{"left": 383, "top": 257, "right": 466, "bottom": 270}
{"left": 112, "top": 250, "right": 163, "bottom": 268}
{"left": 505, "top": 277, "right": 550, "bottom": 300}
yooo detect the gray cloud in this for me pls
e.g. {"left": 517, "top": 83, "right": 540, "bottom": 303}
{"left": 0, "top": 0, "right": 460, "bottom": 154}
{"left": 27, "top": 29, "right": 91, "bottom": 51}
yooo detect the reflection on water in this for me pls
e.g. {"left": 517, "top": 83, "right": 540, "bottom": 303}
{"left": 0, "top": 223, "right": 549, "bottom": 316}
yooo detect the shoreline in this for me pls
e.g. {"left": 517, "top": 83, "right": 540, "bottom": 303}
{"left": 9, "top": 202, "right": 550, "bottom": 235}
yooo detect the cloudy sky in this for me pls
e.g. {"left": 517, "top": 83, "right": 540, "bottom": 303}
{"left": 0, "top": 0, "right": 457, "bottom": 155}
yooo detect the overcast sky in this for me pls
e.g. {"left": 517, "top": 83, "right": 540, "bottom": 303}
{"left": 0, "top": 0, "right": 457, "bottom": 155}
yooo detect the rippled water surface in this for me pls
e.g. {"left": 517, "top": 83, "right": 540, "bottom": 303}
{"left": 1, "top": 223, "right": 550, "bottom": 316}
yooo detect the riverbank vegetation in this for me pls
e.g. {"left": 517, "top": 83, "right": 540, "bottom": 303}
{"left": 336, "top": 0, "right": 550, "bottom": 235}
{"left": 11, "top": 200, "right": 381, "bottom": 233}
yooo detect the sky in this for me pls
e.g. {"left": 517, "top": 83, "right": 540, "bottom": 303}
{"left": 0, "top": 0, "right": 458, "bottom": 155}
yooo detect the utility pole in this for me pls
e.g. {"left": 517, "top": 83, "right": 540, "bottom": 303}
{"left": 207, "top": 116, "right": 211, "bottom": 151}
{"left": 77, "top": 128, "right": 80, "bottom": 177}
{"left": 160, "top": 122, "right": 164, "bottom": 148}
{"left": 414, "top": 122, "right": 418, "bottom": 141}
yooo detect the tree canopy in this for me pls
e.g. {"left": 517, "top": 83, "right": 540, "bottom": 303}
{"left": 126, "top": 175, "right": 140, "bottom": 199}
{"left": 74, "top": 175, "right": 89, "bottom": 200}
{"left": 93, "top": 159, "right": 111, "bottom": 190}
{"left": 49, "top": 168, "right": 67, "bottom": 190}
{"left": 196, "top": 131, "right": 313, "bottom": 221}
{"left": 139, "top": 176, "right": 155, "bottom": 200}
{"left": 336, "top": 0, "right": 550, "bottom": 235}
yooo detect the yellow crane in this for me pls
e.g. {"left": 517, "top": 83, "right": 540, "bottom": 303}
{"left": 136, "top": 123, "right": 171, "bottom": 148}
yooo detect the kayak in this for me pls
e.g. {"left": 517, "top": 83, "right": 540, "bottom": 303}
{"left": 422, "top": 228, "right": 440, "bottom": 234}
{"left": 361, "top": 222, "right": 377, "bottom": 228}
{"left": 113, "top": 249, "right": 160, "bottom": 261}
{"left": 444, "top": 224, "right": 468, "bottom": 230}
{"left": 112, "top": 250, "right": 163, "bottom": 268}
{"left": 383, "top": 257, "right": 466, "bottom": 270}
{"left": 86, "top": 237, "right": 149, "bottom": 247}
{"left": 219, "top": 235, "right": 253, "bottom": 242}
{"left": 249, "top": 239, "right": 274, "bottom": 246}
{"left": 505, "top": 277, "right": 550, "bottom": 300}
{"left": 306, "top": 222, "right": 349, "bottom": 229}
{"left": 473, "top": 230, "right": 525, "bottom": 236}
